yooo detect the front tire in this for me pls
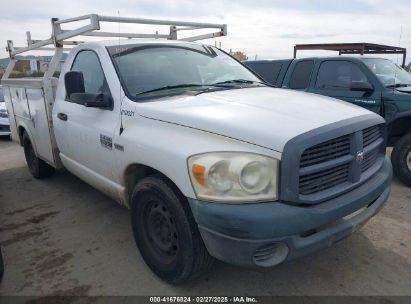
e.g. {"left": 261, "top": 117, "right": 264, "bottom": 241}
{"left": 130, "top": 175, "right": 214, "bottom": 284}
{"left": 391, "top": 133, "right": 411, "bottom": 187}
{"left": 22, "top": 132, "right": 55, "bottom": 179}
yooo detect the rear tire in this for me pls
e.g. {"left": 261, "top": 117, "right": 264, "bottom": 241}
{"left": 23, "top": 132, "right": 55, "bottom": 179}
{"left": 130, "top": 175, "right": 214, "bottom": 284}
{"left": 391, "top": 133, "right": 411, "bottom": 187}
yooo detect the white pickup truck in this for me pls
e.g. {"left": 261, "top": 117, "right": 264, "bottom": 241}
{"left": 3, "top": 15, "right": 392, "bottom": 284}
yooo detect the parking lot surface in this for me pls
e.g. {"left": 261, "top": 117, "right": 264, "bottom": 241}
{"left": 0, "top": 137, "right": 410, "bottom": 296}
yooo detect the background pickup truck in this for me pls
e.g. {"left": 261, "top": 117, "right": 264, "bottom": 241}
{"left": 2, "top": 15, "right": 392, "bottom": 284}
{"left": 244, "top": 57, "right": 411, "bottom": 187}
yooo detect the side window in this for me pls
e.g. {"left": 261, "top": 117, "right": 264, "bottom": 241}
{"left": 245, "top": 62, "right": 282, "bottom": 85}
{"left": 316, "top": 60, "right": 368, "bottom": 90}
{"left": 70, "top": 50, "right": 109, "bottom": 100}
{"left": 289, "top": 60, "right": 314, "bottom": 89}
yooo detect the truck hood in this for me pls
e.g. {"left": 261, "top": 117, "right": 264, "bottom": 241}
{"left": 136, "top": 87, "right": 373, "bottom": 152}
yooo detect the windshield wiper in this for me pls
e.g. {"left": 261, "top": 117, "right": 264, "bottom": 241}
{"left": 137, "top": 84, "right": 210, "bottom": 95}
{"left": 136, "top": 80, "right": 269, "bottom": 96}
{"left": 213, "top": 79, "right": 266, "bottom": 86}
{"left": 386, "top": 83, "right": 411, "bottom": 88}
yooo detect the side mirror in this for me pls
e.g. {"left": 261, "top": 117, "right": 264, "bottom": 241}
{"left": 65, "top": 71, "right": 112, "bottom": 109}
{"left": 350, "top": 81, "right": 374, "bottom": 92}
{"left": 65, "top": 71, "right": 85, "bottom": 98}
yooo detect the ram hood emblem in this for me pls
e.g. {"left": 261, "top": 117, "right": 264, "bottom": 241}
{"left": 356, "top": 151, "right": 364, "bottom": 163}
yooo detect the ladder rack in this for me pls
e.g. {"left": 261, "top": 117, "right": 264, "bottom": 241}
{"left": 2, "top": 14, "right": 227, "bottom": 79}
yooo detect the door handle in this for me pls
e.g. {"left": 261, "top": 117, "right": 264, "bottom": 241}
{"left": 57, "top": 113, "right": 68, "bottom": 121}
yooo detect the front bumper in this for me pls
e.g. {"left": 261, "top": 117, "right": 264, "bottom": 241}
{"left": 188, "top": 156, "right": 392, "bottom": 267}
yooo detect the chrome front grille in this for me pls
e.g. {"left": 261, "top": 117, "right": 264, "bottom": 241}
{"left": 298, "top": 124, "right": 384, "bottom": 196}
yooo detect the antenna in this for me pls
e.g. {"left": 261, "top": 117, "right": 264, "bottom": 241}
{"left": 118, "top": 10, "right": 124, "bottom": 135}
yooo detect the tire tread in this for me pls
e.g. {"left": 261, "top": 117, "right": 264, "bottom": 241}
{"left": 22, "top": 132, "right": 55, "bottom": 179}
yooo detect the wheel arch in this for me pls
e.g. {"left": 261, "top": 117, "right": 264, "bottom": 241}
{"left": 387, "top": 112, "right": 411, "bottom": 146}
{"left": 123, "top": 163, "right": 186, "bottom": 208}
{"left": 17, "top": 123, "right": 38, "bottom": 156}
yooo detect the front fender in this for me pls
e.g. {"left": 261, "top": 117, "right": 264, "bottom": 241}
{"left": 116, "top": 116, "right": 280, "bottom": 205}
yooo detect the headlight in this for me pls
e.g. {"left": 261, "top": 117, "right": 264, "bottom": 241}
{"left": 188, "top": 152, "right": 279, "bottom": 203}
{"left": 0, "top": 109, "right": 8, "bottom": 118}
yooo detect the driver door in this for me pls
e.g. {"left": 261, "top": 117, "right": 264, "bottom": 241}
{"left": 309, "top": 60, "right": 382, "bottom": 114}
{"left": 54, "top": 50, "right": 120, "bottom": 182}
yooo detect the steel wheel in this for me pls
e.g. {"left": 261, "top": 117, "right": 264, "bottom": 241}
{"left": 131, "top": 175, "right": 214, "bottom": 284}
{"left": 144, "top": 199, "right": 178, "bottom": 264}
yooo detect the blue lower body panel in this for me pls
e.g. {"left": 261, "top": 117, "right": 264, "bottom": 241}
{"left": 188, "top": 157, "right": 392, "bottom": 267}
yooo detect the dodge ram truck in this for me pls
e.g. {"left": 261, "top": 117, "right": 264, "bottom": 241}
{"left": 244, "top": 57, "right": 411, "bottom": 187}
{"left": 2, "top": 15, "right": 392, "bottom": 284}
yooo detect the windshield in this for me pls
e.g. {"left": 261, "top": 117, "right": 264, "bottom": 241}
{"left": 362, "top": 58, "right": 411, "bottom": 87}
{"left": 108, "top": 44, "right": 261, "bottom": 99}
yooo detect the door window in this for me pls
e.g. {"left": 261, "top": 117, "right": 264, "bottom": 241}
{"left": 316, "top": 60, "right": 368, "bottom": 90}
{"left": 289, "top": 60, "right": 314, "bottom": 89}
{"left": 70, "top": 50, "right": 109, "bottom": 103}
{"left": 245, "top": 62, "right": 282, "bottom": 85}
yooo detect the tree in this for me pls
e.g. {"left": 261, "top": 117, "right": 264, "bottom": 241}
{"left": 231, "top": 51, "right": 248, "bottom": 61}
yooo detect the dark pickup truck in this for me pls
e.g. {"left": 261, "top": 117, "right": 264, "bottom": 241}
{"left": 244, "top": 57, "right": 411, "bottom": 187}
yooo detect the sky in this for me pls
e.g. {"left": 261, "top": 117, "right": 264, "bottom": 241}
{"left": 0, "top": 0, "right": 409, "bottom": 64}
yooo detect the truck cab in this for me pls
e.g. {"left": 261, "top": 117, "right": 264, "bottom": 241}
{"left": 244, "top": 56, "right": 411, "bottom": 187}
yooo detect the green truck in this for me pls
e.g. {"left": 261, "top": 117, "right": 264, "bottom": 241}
{"left": 244, "top": 57, "right": 411, "bottom": 187}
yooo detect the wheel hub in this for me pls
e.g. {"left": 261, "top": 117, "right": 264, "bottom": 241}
{"left": 146, "top": 201, "right": 178, "bottom": 259}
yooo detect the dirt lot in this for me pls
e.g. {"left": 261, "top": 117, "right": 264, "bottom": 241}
{"left": 0, "top": 137, "right": 410, "bottom": 297}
